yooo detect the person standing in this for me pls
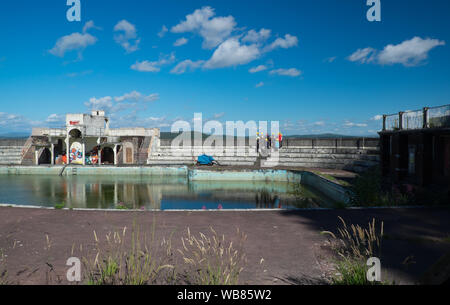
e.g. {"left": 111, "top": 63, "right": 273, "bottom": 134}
{"left": 279, "top": 132, "right": 283, "bottom": 148}
{"left": 256, "top": 132, "right": 260, "bottom": 153}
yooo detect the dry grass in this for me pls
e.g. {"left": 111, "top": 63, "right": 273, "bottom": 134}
{"left": 84, "top": 222, "right": 175, "bottom": 285}
{"left": 177, "top": 227, "right": 247, "bottom": 285}
{"left": 322, "top": 216, "right": 384, "bottom": 260}
{"left": 321, "top": 217, "right": 386, "bottom": 285}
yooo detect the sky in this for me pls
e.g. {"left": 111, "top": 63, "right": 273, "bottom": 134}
{"left": 0, "top": 0, "right": 449, "bottom": 136}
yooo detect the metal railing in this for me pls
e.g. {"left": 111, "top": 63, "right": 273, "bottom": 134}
{"left": 382, "top": 104, "right": 450, "bottom": 131}
{"left": 428, "top": 104, "right": 450, "bottom": 128}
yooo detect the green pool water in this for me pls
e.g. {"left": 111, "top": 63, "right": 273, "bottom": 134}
{"left": 0, "top": 174, "right": 336, "bottom": 210}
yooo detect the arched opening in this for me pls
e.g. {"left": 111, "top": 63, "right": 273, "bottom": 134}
{"left": 101, "top": 147, "right": 114, "bottom": 164}
{"left": 69, "top": 129, "right": 82, "bottom": 139}
{"left": 38, "top": 148, "right": 51, "bottom": 165}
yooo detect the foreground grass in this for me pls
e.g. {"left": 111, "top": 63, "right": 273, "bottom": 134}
{"left": 322, "top": 217, "right": 389, "bottom": 285}
{"left": 83, "top": 222, "right": 247, "bottom": 285}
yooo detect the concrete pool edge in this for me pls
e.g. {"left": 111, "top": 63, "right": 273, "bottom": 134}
{"left": 0, "top": 165, "right": 350, "bottom": 204}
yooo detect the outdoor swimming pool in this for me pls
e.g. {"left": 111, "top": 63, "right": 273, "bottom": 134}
{"left": 0, "top": 174, "right": 337, "bottom": 210}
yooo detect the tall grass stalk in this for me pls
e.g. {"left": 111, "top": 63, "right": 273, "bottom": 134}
{"left": 178, "top": 227, "right": 247, "bottom": 285}
{"left": 322, "top": 217, "right": 385, "bottom": 285}
{"left": 84, "top": 221, "right": 175, "bottom": 285}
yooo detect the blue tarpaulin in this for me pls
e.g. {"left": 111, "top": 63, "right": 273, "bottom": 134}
{"left": 197, "top": 154, "right": 215, "bottom": 165}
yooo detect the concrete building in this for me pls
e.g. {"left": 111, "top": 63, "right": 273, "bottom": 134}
{"left": 22, "top": 111, "right": 159, "bottom": 166}
{"left": 379, "top": 104, "right": 450, "bottom": 186}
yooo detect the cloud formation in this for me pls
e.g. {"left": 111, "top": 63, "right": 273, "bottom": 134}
{"left": 114, "top": 20, "right": 141, "bottom": 53}
{"left": 170, "top": 59, "right": 205, "bottom": 74}
{"left": 171, "top": 6, "right": 236, "bottom": 49}
{"left": 203, "top": 38, "right": 260, "bottom": 69}
{"left": 49, "top": 32, "right": 97, "bottom": 57}
{"left": 174, "top": 37, "right": 188, "bottom": 47}
{"left": 249, "top": 65, "right": 267, "bottom": 73}
{"left": 269, "top": 68, "right": 301, "bottom": 77}
{"left": 348, "top": 37, "right": 445, "bottom": 67}
{"left": 131, "top": 53, "right": 175, "bottom": 72}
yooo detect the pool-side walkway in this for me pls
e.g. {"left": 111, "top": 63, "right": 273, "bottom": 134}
{"left": 0, "top": 207, "right": 449, "bottom": 285}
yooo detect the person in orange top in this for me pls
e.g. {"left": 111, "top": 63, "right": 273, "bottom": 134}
{"left": 278, "top": 132, "right": 283, "bottom": 148}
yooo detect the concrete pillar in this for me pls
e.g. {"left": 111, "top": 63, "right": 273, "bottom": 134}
{"left": 35, "top": 148, "right": 39, "bottom": 165}
{"left": 114, "top": 144, "right": 118, "bottom": 166}
{"left": 98, "top": 148, "right": 102, "bottom": 166}
{"left": 50, "top": 143, "right": 55, "bottom": 165}
{"left": 65, "top": 136, "right": 70, "bottom": 165}
{"left": 398, "top": 112, "right": 404, "bottom": 130}
{"left": 82, "top": 140, "right": 86, "bottom": 166}
{"left": 423, "top": 107, "right": 429, "bottom": 129}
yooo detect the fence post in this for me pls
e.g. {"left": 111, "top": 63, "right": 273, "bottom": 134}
{"left": 382, "top": 115, "right": 386, "bottom": 131}
{"left": 423, "top": 107, "right": 429, "bottom": 129}
{"left": 398, "top": 112, "right": 404, "bottom": 130}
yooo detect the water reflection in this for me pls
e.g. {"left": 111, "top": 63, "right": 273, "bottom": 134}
{"left": 0, "top": 175, "right": 333, "bottom": 210}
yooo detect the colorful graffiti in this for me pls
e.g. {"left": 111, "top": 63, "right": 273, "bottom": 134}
{"left": 69, "top": 142, "right": 83, "bottom": 165}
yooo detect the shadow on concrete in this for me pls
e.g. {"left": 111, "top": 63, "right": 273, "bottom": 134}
{"left": 278, "top": 207, "right": 450, "bottom": 284}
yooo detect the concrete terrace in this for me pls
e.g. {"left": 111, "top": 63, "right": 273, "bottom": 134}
{"left": 0, "top": 206, "right": 449, "bottom": 285}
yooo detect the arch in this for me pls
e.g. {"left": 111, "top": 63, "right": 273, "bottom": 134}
{"left": 38, "top": 148, "right": 51, "bottom": 165}
{"left": 69, "top": 128, "right": 82, "bottom": 139}
{"left": 101, "top": 147, "right": 114, "bottom": 165}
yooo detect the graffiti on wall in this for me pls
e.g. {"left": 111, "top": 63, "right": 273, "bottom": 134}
{"left": 70, "top": 142, "right": 83, "bottom": 164}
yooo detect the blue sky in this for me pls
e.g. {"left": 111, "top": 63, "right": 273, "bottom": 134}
{"left": 0, "top": 0, "right": 449, "bottom": 135}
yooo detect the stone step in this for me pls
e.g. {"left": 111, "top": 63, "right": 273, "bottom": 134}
{"left": 278, "top": 148, "right": 379, "bottom": 154}
{"left": 149, "top": 156, "right": 257, "bottom": 162}
{"left": 264, "top": 157, "right": 378, "bottom": 166}
{"left": 266, "top": 157, "right": 379, "bottom": 163}
{"left": 274, "top": 154, "right": 379, "bottom": 160}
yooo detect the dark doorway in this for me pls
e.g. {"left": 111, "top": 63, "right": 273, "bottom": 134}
{"left": 101, "top": 147, "right": 114, "bottom": 164}
{"left": 39, "top": 148, "right": 51, "bottom": 165}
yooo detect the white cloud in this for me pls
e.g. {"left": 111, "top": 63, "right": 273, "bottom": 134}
{"left": 170, "top": 59, "right": 205, "bottom": 74}
{"left": 82, "top": 20, "right": 101, "bottom": 33}
{"left": 324, "top": 56, "right": 337, "bottom": 63}
{"left": 264, "top": 34, "right": 298, "bottom": 52}
{"left": 158, "top": 25, "right": 168, "bottom": 38}
{"left": 171, "top": 6, "right": 236, "bottom": 49}
{"left": 0, "top": 112, "right": 41, "bottom": 131}
{"left": 203, "top": 38, "right": 260, "bottom": 69}
{"left": 347, "top": 47, "right": 376, "bottom": 63}
{"left": 131, "top": 53, "right": 175, "bottom": 72}
{"left": 378, "top": 37, "right": 445, "bottom": 66}
{"left": 84, "top": 91, "right": 159, "bottom": 116}
{"left": 173, "top": 37, "right": 188, "bottom": 47}
{"left": 269, "top": 68, "right": 301, "bottom": 77}
{"left": 49, "top": 32, "right": 97, "bottom": 57}
{"left": 313, "top": 121, "right": 325, "bottom": 126}
{"left": 249, "top": 65, "right": 267, "bottom": 73}
{"left": 371, "top": 114, "right": 383, "bottom": 121}
{"left": 131, "top": 61, "right": 160, "bottom": 72}
{"left": 255, "top": 81, "right": 264, "bottom": 88}
{"left": 46, "top": 114, "right": 65, "bottom": 124}
{"left": 114, "top": 20, "right": 140, "bottom": 53}
{"left": 343, "top": 121, "right": 368, "bottom": 127}
{"left": 242, "top": 29, "right": 271, "bottom": 44}
{"left": 348, "top": 37, "right": 445, "bottom": 67}
{"left": 114, "top": 91, "right": 159, "bottom": 103}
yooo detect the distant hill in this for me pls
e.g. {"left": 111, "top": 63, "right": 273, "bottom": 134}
{"left": 160, "top": 132, "right": 378, "bottom": 140}
{"left": 0, "top": 132, "right": 30, "bottom": 139}
{"left": 285, "top": 133, "right": 378, "bottom": 139}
